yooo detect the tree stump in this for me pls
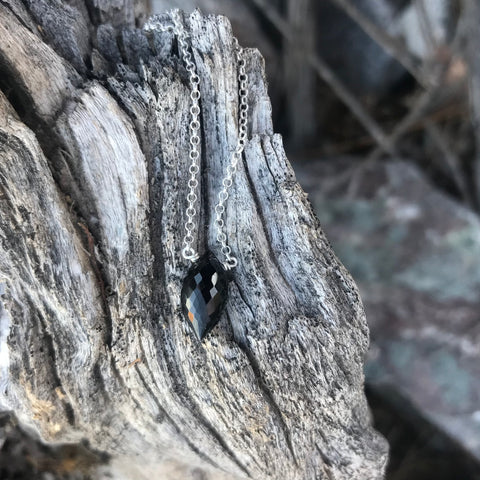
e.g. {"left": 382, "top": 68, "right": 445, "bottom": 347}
{"left": 0, "top": 2, "right": 388, "bottom": 478}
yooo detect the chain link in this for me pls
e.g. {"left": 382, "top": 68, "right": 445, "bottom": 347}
{"left": 214, "top": 40, "right": 249, "bottom": 270}
{"left": 144, "top": 11, "right": 248, "bottom": 270}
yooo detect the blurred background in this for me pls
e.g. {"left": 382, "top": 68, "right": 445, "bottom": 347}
{"left": 149, "top": 1, "right": 480, "bottom": 478}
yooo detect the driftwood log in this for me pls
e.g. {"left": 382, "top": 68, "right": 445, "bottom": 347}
{"left": 0, "top": 2, "right": 388, "bottom": 479}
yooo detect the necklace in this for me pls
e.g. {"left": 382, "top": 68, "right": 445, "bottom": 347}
{"left": 144, "top": 11, "right": 249, "bottom": 340}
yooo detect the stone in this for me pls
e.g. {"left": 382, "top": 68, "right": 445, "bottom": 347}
{"left": 181, "top": 252, "right": 229, "bottom": 340}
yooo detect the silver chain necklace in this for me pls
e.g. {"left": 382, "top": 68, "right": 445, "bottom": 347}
{"left": 144, "top": 11, "right": 249, "bottom": 340}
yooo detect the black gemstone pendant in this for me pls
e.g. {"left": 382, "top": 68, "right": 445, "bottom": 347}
{"left": 181, "top": 253, "right": 229, "bottom": 340}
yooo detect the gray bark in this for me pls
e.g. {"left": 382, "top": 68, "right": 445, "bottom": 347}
{"left": 0, "top": 1, "right": 388, "bottom": 479}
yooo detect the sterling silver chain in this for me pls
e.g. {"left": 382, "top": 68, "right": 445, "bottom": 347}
{"left": 144, "top": 11, "right": 249, "bottom": 271}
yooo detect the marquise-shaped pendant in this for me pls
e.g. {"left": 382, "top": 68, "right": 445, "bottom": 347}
{"left": 181, "top": 252, "right": 229, "bottom": 340}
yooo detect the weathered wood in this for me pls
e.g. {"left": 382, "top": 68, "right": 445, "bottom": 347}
{"left": 0, "top": 2, "right": 387, "bottom": 478}
{"left": 151, "top": 0, "right": 283, "bottom": 116}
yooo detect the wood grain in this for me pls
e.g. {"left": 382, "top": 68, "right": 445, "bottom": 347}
{"left": 0, "top": 2, "right": 388, "bottom": 478}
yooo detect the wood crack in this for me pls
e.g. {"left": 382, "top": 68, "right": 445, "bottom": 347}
{"left": 2, "top": 1, "right": 37, "bottom": 35}
{"left": 232, "top": 280, "right": 256, "bottom": 323}
{"left": 134, "top": 364, "right": 222, "bottom": 471}
{"left": 242, "top": 140, "right": 299, "bottom": 306}
{"left": 24, "top": 293, "right": 76, "bottom": 427}
{"left": 232, "top": 319, "right": 299, "bottom": 469}
{"left": 77, "top": 221, "right": 113, "bottom": 349}
{"left": 158, "top": 331, "right": 252, "bottom": 478}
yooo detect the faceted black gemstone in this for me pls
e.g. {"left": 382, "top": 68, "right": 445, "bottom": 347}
{"left": 181, "top": 253, "right": 229, "bottom": 340}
